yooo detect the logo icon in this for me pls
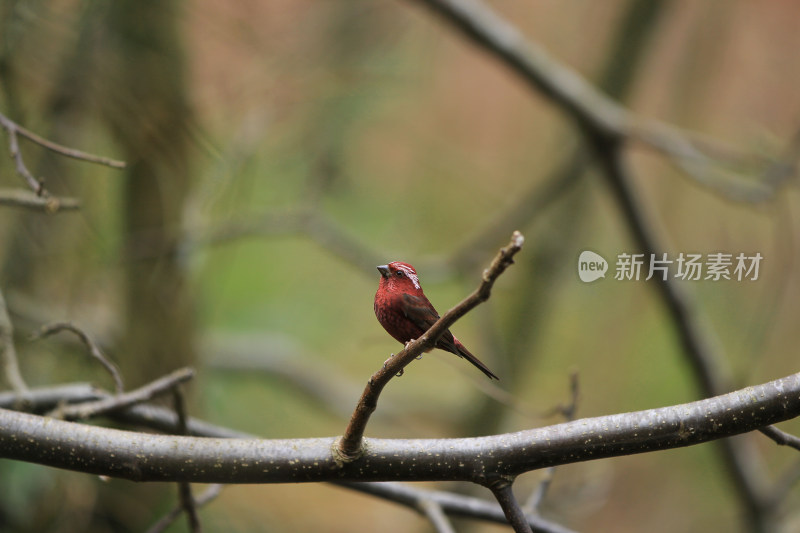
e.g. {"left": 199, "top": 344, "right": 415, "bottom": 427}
{"left": 578, "top": 250, "right": 608, "bottom": 283}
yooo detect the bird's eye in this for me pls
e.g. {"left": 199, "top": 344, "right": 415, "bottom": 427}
{"left": 395, "top": 270, "right": 404, "bottom": 277}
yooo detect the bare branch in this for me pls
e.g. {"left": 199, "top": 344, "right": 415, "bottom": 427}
{"left": 0, "top": 188, "right": 80, "bottom": 212}
{"left": 409, "top": 0, "right": 792, "bottom": 202}
{"left": 47, "top": 367, "right": 193, "bottom": 421}
{"left": 337, "top": 231, "right": 524, "bottom": 460}
{"left": 34, "top": 322, "right": 124, "bottom": 394}
{"left": 2, "top": 116, "right": 45, "bottom": 194}
{"left": 338, "top": 482, "right": 576, "bottom": 533}
{"left": 417, "top": 498, "right": 456, "bottom": 533}
{"left": 0, "top": 371, "right": 797, "bottom": 484}
{"left": 0, "top": 112, "right": 125, "bottom": 189}
{"left": 0, "top": 383, "right": 100, "bottom": 411}
{"left": 759, "top": 425, "right": 800, "bottom": 452}
{"left": 489, "top": 480, "right": 532, "bottom": 533}
{"left": 146, "top": 484, "right": 223, "bottom": 533}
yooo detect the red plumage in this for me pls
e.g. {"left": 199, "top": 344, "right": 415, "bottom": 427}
{"left": 374, "top": 261, "right": 499, "bottom": 380}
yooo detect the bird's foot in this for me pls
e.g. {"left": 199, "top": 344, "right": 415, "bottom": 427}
{"left": 396, "top": 368, "right": 404, "bottom": 377}
{"left": 382, "top": 354, "right": 395, "bottom": 370}
{"left": 403, "top": 340, "right": 423, "bottom": 359}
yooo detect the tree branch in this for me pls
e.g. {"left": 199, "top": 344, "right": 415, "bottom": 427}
{"left": 34, "top": 321, "right": 124, "bottom": 394}
{"left": 0, "top": 288, "right": 29, "bottom": 400}
{"left": 408, "top": 0, "right": 794, "bottom": 202}
{"left": 337, "top": 482, "right": 576, "bottom": 533}
{"left": 47, "top": 367, "right": 194, "bottom": 421}
{"left": 146, "top": 484, "right": 222, "bottom": 533}
{"left": 0, "top": 188, "right": 80, "bottom": 213}
{"left": 490, "top": 480, "right": 533, "bottom": 533}
{"left": 337, "top": 231, "right": 524, "bottom": 460}
{"left": 0, "top": 111, "right": 125, "bottom": 199}
{"left": 759, "top": 425, "right": 800, "bottom": 452}
{"left": 0, "top": 372, "right": 797, "bottom": 484}
{"left": 417, "top": 498, "right": 456, "bottom": 533}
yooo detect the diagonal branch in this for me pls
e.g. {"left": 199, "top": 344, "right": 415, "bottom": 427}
{"left": 408, "top": 0, "right": 795, "bottom": 202}
{"left": 146, "top": 484, "right": 223, "bottom": 533}
{"left": 337, "top": 231, "right": 524, "bottom": 460}
{"left": 417, "top": 498, "right": 456, "bottom": 533}
{"left": 0, "top": 111, "right": 125, "bottom": 172}
{"left": 0, "top": 111, "right": 125, "bottom": 198}
{"left": 759, "top": 425, "right": 800, "bottom": 452}
{"left": 47, "top": 367, "right": 194, "bottom": 421}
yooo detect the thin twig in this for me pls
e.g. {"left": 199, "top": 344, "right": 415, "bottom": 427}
{"left": 417, "top": 498, "right": 456, "bottom": 533}
{"left": 46, "top": 367, "right": 194, "bottom": 421}
{"left": 759, "top": 425, "right": 800, "bottom": 452}
{"left": 2, "top": 116, "right": 45, "bottom": 194}
{"left": 338, "top": 482, "right": 576, "bottom": 533}
{"left": 525, "top": 372, "right": 580, "bottom": 513}
{"left": 0, "top": 111, "right": 125, "bottom": 169}
{"left": 34, "top": 322, "right": 124, "bottom": 394}
{"left": 0, "top": 111, "right": 124, "bottom": 197}
{"left": 489, "top": 480, "right": 533, "bottom": 533}
{"left": 0, "top": 188, "right": 80, "bottom": 212}
{"left": 0, "top": 288, "right": 29, "bottom": 400}
{"left": 337, "top": 231, "right": 524, "bottom": 460}
{"left": 146, "top": 484, "right": 223, "bottom": 533}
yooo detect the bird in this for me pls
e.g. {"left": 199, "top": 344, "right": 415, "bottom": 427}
{"left": 374, "top": 261, "right": 499, "bottom": 380}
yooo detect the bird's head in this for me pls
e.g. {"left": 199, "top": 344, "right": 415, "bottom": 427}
{"left": 376, "top": 261, "right": 422, "bottom": 293}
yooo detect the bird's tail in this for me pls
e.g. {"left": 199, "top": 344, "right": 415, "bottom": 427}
{"left": 453, "top": 338, "right": 499, "bottom": 380}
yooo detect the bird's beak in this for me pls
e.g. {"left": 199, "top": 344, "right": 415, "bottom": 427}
{"left": 377, "top": 264, "right": 390, "bottom": 278}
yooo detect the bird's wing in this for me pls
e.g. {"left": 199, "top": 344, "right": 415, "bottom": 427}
{"left": 400, "top": 293, "right": 457, "bottom": 347}
{"left": 400, "top": 293, "right": 440, "bottom": 331}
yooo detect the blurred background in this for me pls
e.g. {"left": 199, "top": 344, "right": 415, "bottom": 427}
{"left": 1, "top": 0, "right": 800, "bottom": 531}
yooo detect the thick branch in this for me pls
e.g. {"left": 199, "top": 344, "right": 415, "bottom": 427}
{"left": 337, "top": 231, "right": 524, "bottom": 460}
{"left": 0, "top": 384, "right": 573, "bottom": 531}
{"left": 0, "top": 372, "right": 797, "bottom": 484}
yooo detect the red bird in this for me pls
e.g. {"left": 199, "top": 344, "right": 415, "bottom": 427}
{"left": 374, "top": 261, "right": 499, "bottom": 380}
